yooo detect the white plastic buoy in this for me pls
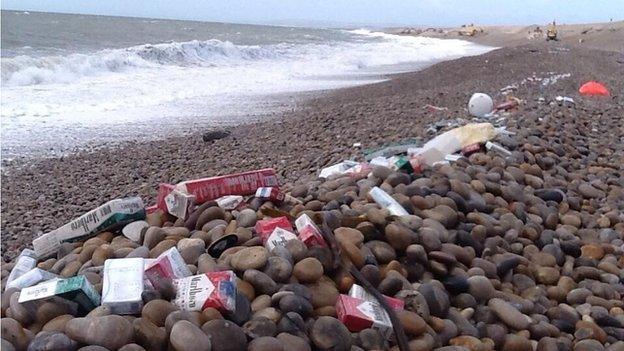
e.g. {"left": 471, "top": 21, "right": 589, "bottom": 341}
{"left": 468, "top": 93, "right": 493, "bottom": 117}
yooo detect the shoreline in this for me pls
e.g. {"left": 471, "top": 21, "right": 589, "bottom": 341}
{"left": 2, "top": 40, "right": 622, "bottom": 260}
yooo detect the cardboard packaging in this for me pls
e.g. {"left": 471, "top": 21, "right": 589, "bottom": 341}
{"left": 6, "top": 249, "right": 38, "bottom": 288}
{"left": 18, "top": 275, "right": 100, "bottom": 315}
{"left": 145, "top": 247, "right": 192, "bottom": 289}
{"left": 6, "top": 268, "right": 58, "bottom": 290}
{"left": 348, "top": 284, "right": 404, "bottom": 311}
{"left": 151, "top": 169, "right": 279, "bottom": 214}
{"left": 216, "top": 195, "right": 244, "bottom": 210}
{"left": 254, "top": 216, "right": 293, "bottom": 241}
{"left": 172, "top": 271, "right": 236, "bottom": 313}
{"left": 33, "top": 197, "right": 146, "bottom": 258}
{"left": 294, "top": 214, "right": 327, "bottom": 248}
{"left": 255, "top": 187, "right": 285, "bottom": 203}
{"left": 336, "top": 294, "right": 393, "bottom": 339}
{"left": 265, "top": 227, "right": 299, "bottom": 251}
{"left": 165, "top": 189, "right": 196, "bottom": 219}
{"left": 102, "top": 258, "right": 144, "bottom": 314}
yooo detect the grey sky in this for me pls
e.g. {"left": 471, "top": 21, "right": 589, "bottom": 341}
{"left": 2, "top": 0, "right": 622, "bottom": 27}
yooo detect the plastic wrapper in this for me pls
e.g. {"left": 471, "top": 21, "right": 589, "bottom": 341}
{"left": 18, "top": 275, "right": 100, "bottom": 315}
{"left": 145, "top": 247, "right": 192, "bottom": 289}
{"left": 418, "top": 123, "right": 498, "bottom": 166}
{"left": 6, "top": 249, "right": 38, "bottom": 288}
{"left": 172, "top": 271, "right": 236, "bottom": 313}
{"left": 6, "top": 268, "right": 58, "bottom": 290}
{"left": 33, "top": 197, "right": 146, "bottom": 258}
{"left": 336, "top": 294, "right": 393, "bottom": 340}
{"left": 369, "top": 187, "right": 409, "bottom": 217}
{"left": 102, "top": 258, "right": 144, "bottom": 314}
{"left": 319, "top": 161, "right": 360, "bottom": 178}
{"left": 348, "top": 284, "right": 404, "bottom": 311}
{"left": 294, "top": 214, "right": 327, "bottom": 248}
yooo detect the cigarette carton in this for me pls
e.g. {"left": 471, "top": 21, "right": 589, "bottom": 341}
{"left": 145, "top": 247, "right": 192, "bottom": 290}
{"left": 255, "top": 187, "right": 285, "bottom": 203}
{"left": 172, "top": 271, "right": 236, "bottom": 313}
{"left": 336, "top": 294, "right": 393, "bottom": 340}
{"left": 102, "top": 258, "right": 144, "bottom": 314}
{"left": 265, "top": 227, "right": 299, "bottom": 251}
{"left": 6, "top": 249, "right": 38, "bottom": 288}
{"left": 165, "top": 189, "right": 196, "bottom": 219}
{"left": 294, "top": 214, "right": 327, "bottom": 248}
{"left": 461, "top": 143, "right": 483, "bottom": 157}
{"left": 33, "top": 197, "right": 146, "bottom": 258}
{"left": 216, "top": 195, "right": 244, "bottom": 210}
{"left": 348, "top": 284, "right": 404, "bottom": 311}
{"left": 6, "top": 268, "right": 58, "bottom": 290}
{"left": 18, "top": 275, "right": 100, "bottom": 315}
{"left": 254, "top": 216, "right": 293, "bottom": 240}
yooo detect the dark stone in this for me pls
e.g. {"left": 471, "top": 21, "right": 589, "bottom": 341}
{"left": 202, "top": 128, "right": 231, "bottom": 142}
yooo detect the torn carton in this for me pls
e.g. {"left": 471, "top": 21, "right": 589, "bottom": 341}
{"left": 254, "top": 216, "right": 293, "bottom": 240}
{"left": 255, "top": 187, "right": 285, "bottom": 203}
{"left": 145, "top": 247, "right": 192, "bottom": 289}
{"left": 6, "top": 268, "right": 58, "bottom": 290}
{"left": 165, "top": 189, "right": 196, "bottom": 219}
{"left": 348, "top": 284, "right": 404, "bottom": 311}
{"left": 294, "top": 214, "right": 327, "bottom": 248}
{"left": 18, "top": 275, "right": 100, "bottom": 315}
{"left": 336, "top": 294, "right": 393, "bottom": 340}
{"left": 216, "top": 195, "right": 244, "bottom": 210}
{"left": 172, "top": 271, "right": 236, "bottom": 313}
{"left": 33, "top": 197, "right": 146, "bottom": 258}
{"left": 102, "top": 258, "right": 144, "bottom": 314}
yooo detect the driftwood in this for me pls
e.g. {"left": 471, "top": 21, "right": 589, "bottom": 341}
{"left": 321, "top": 212, "right": 409, "bottom": 351}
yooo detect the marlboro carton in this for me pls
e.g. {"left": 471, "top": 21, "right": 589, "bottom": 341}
{"left": 153, "top": 169, "right": 279, "bottom": 213}
{"left": 6, "top": 249, "right": 38, "bottom": 288}
{"left": 172, "top": 271, "right": 236, "bottom": 313}
{"left": 254, "top": 216, "right": 292, "bottom": 240}
{"left": 255, "top": 187, "right": 285, "bottom": 203}
{"left": 348, "top": 284, "right": 404, "bottom": 311}
{"left": 18, "top": 275, "right": 100, "bottom": 315}
{"left": 165, "top": 189, "right": 196, "bottom": 219}
{"left": 145, "top": 247, "right": 192, "bottom": 289}
{"left": 33, "top": 197, "right": 146, "bottom": 258}
{"left": 265, "top": 227, "right": 299, "bottom": 251}
{"left": 336, "top": 294, "right": 393, "bottom": 339}
{"left": 6, "top": 268, "right": 58, "bottom": 290}
{"left": 102, "top": 258, "right": 144, "bottom": 314}
{"left": 294, "top": 214, "right": 327, "bottom": 248}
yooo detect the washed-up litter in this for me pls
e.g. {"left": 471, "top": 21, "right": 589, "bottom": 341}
{"left": 363, "top": 139, "right": 422, "bottom": 161}
{"left": 215, "top": 195, "right": 245, "bottom": 210}
{"left": 6, "top": 249, "right": 37, "bottom": 288}
{"left": 348, "top": 284, "right": 404, "bottom": 311}
{"left": 499, "top": 84, "right": 518, "bottom": 94}
{"left": 494, "top": 96, "right": 522, "bottom": 112}
{"left": 265, "top": 227, "right": 299, "bottom": 251}
{"left": 122, "top": 220, "right": 148, "bottom": 242}
{"left": 165, "top": 189, "right": 196, "bottom": 220}
{"left": 254, "top": 216, "right": 292, "bottom": 240}
{"left": 295, "top": 213, "right": 327, "bottom": 248}
{"left": 555, "top": 96, "right": 575, "bottom": 104}
{"left": 33, "top": 197, "right": 146, "bottom": 258}
{"left": 102, "top": 258, "right": 144, "bottom": 314}
{"left": 6, "top": 268, "right": 58, "bottom": 290}
{"left": 255, "top": 187, "right": 285, "bottom": 203}
{"left": 468, "top": 93, "right": 493, "bottom": 117}
{"left": 485, "top": 141, "right": 512, "bottom": 157}
{"left": 319, "top": 160, "right": 359, "bottom": 178}
{"left": 18, "top": 275, "right": 101, "bottom": 315}
{"left": 369, "top": 186, "right": 409, "bottom": 217}
{"left": 417, "top": 123, "right": 500, "bottom": 166}
{"left": 579, "top": 81, "right": 610, "bottom": 96}
{"left": 336, "top": 294, "right": 394, "bottom": 340}
{"left": 423, "top": 104, "right": 449, "bottom": 112}
{"left": 172, "top": 271, "right": 237, "bottom": 313}
{"left": 149, "top": 168, "right": 279, "bottom": 215}
{"left": 145, "top": 247, "right": 192, "bottom": 290}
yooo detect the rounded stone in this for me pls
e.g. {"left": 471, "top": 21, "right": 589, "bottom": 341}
{"left": 248, "top": 336, "right": 284, "bottom": 351}
{"left": 397, "top": 310, "right": 426, "bottom": 336}
{"left": 278, "top": 295, "right": 313, "bottom": 317}
{"left": 467, "top": 276, "right": 495, "bottom": 301}
{"left": 488, "top": 298, "right": 530, "bottom": 330}
{"left": 141, "top": 300, "right": 178, "bottom": 327}
{"left": 66, "top": 315, "right": 133, "bottom": 350}
{"left": 231, "top": 247, "right": 269, "bottom": 271}
{"left": 177, "top": 238, "right": 206, "bottom": 264}
{"left": 202, "top": 319, "right": 247, "bottom": 351}
{"left": 263, "top": 257, "right": 293, "bottom": 283}
{"left": 311, "top": 317, "right": 352, "bottom": 351}
{"left": 293, "top": 258, "right": 324, "bottom": 283}
{"left": 1, "top": 318, "right": 31, "bottom": 351}
{"left": 237, "top": 209, "right": 258, "bottom": 228}
{"left": 132, "top": 318, "right": 167, "bottom": 351}
{"left": 277, "top": 333, "right": 310, "bottom": 351}
{"left": 170, "top": 320, "right": 211, "bottom": 351}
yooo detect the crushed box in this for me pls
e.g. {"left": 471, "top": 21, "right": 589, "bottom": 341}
{"left": 336, "top": 294, "right": 393, "bottom": 340}
{"left": 145, "top": 247, "right": 192, "bottom": 289}
{"left": 348, "top": 284, "right": 404, "bottom": 311}
{"left": 294, "top": 214, "right": 327, "bottom": 248}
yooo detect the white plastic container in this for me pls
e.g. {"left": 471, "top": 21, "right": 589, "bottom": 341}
{"left": 369, "top": 187, "right": 409, "bottom": 217}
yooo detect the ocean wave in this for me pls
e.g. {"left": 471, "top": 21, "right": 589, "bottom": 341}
{"left": 1, "top": 39, "right": 280, "bottom": 86}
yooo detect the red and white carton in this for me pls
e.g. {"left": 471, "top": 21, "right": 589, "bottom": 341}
{"left": 144, "top": 247, "right": 192, "bottom": 289}
{"left": 294, "top": 214, "right": 327, "bottom": 248}
{"left": 461, "top": 143, "right": 483, "bottom": 157}
{"left": 165, "top": 189, "right": 196, "bottom": 220}
{"left": 336, "top": 294, "right": 393, "bottom": 340}
{"left": 255, "top": 187, "right": 285, "bottom": 203}
{"left": 265, "top": 227, "right": 299, "bottom": 251}
{"left": 172, "top": 271, "right": 237, "bottom": 313}
{"left": 254, "top": 216, "right": 293, "bottom": 241}
{"left": 348, "top": 284, "right": 404, "bottom": 311}
{"left": 215, "top": 195, "right": 245, "bottom": 210}
{"left": 151, "top": 169, "right": 279, "bottom": 213}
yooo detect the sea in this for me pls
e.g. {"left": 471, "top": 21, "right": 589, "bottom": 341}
{"left": 1, "top": 10, "right": 492, "bottom": 161}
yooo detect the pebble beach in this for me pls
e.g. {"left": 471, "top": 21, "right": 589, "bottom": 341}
{"left": 2, "top": 34, "right": 624, "bottom": 351}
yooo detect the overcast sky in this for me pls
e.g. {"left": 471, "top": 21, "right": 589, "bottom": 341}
{"left": 2, "top": 0, "right": 622, "bottom": 27}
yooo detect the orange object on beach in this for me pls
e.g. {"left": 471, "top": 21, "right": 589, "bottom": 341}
{"left": 579, "top": 81, "right": 610, "bottom": 96}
